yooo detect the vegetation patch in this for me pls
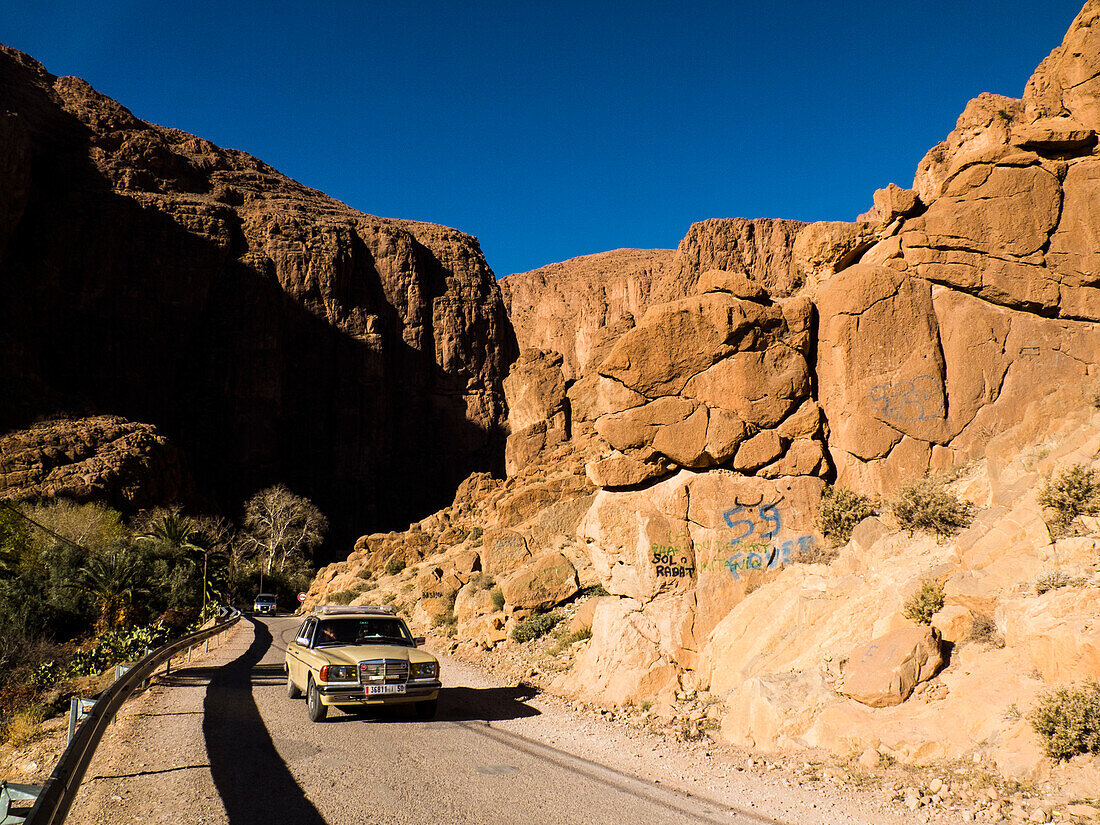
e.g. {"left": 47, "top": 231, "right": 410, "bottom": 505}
{"left": 1035, "top": 568, "right": 1086, "bottom": 596}
{"left": 467, "top": 572, "right": 496, "bottom": 592}
{"left": 966, "top": 614, "right": 1004, "bottom": 648}
{"left": 490, "top": 586, "right": 505, "bottom": 612}
{"left": 383, "top": 556, "right": 407, "bottom": 576}
{"left": 892, "top": 478, "right": 975, "bottom": 538}
{"left": 511, "top": 611, "right": 562, "bottom": 643}
{"left": 903, "top": 578, "right": 945, "bottom": 625}
{"left": 578, "top": 583, "right": 609, "bottom": 598}
{"left": 327, "top": 589, "right": 356, "bottom": 605}
{"left": 817, "top": 486, "right": 878, "bottom": 546}
{"left": 4, "top": 703, "right": 48, "bottom": 747}
{"left": 1038, "top": 465, "right": 1100, "bottom": 532}
{"left": 1029, "top": 680, "right": 1100, "bottom": 761}
{"left": 550, "top": 626, "right": 591, "bottom": 655}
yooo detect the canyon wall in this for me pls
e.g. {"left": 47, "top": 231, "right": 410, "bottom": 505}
{"left": 0, "top": 46, "right": 513, "bottom": 552}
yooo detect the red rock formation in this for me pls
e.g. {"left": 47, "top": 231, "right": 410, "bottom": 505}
{"left": 0, "top": 416, "right": 190, "bottom": 511}
{"left": 0, "top": 47, "right": 511, "bottom": 553}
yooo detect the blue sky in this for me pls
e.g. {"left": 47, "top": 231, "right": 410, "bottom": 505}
{"left": 0, "top": 1, "right": 1086, "bottom": 277}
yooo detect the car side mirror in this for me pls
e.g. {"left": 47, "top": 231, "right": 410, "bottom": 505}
{"left": 413, "top": 636, "right": 426, "bottom": 646}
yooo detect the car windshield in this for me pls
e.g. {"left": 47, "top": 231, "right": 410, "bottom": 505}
{"left": 313, "top": 618, "right": 412, "bottom": 647}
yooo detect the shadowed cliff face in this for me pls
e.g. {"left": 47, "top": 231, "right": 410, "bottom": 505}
{"left": 0, "top": 46, "right": 515, "bottom": 559}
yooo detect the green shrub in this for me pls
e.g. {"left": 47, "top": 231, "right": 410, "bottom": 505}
{"left": 511, "top": 611, "right": 562, "bottom": 643}
{"left": 551, "top": 626, "right": 592, "bottom": 654}
{"left": 383, "top": 557, "right": 406, "bottom": 576}
{"left": 467, "top": 527, "right": 484, "bottom": 545}
{"left": 903, "top": 578, "right": 945, "bottom": 625}
{"left": 1029, "top": 680, "right": 1100, "bottom": 760}
{"left": 328, "top": 589, "right": 356, "bottom": 605}
{"left": 892, "top": 478, "right": 975, "bottom": 538}
{"left": 1038, "top": 465, "right": 1100, "bottom": 531}
{"left": 818, "top": 486, "right": 877, "bottom": 546}
{"left": 579, "top": 583, "right": 609, "bottom": 598}
{"left": 66, "top": 622, "right": 169, "bottom": 677}
{"left": 490, "top": 587, "right": 505, "bottom": 612}
{"left": 357, "top": 569, "right": 373, "bottom": 580}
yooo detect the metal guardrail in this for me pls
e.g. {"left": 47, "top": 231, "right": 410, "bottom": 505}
{"left": 24, "top": 606, "right": 241, "bottom": 825}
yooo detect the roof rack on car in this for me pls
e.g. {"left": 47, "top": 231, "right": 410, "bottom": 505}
{"left": 312, "top": 605, "right": 396, "bottom": 616}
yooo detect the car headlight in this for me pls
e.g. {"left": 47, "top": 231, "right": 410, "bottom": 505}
{"left": 410, "top": 662, "right": 438, "bottom": 679}
{"left": 319, "top": 665, "right": 357, "bottom": 682}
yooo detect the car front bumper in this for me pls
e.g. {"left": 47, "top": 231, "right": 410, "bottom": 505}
{"left": 317, "top": 680, "right": 441, "bottom": 706}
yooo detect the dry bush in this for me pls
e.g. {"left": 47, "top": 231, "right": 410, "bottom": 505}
{"left": 966, "top": 614, "right": 1004, "bottom": 648}
{"left": 4, "top": 704, "right": 47, "bottom": 747}
{"left": 892, "top": 478, "right": 975, "bottom": 538}
{"left": 1038, "top": 465, "right": 1100, "bottom": 532}
{"left": 1029, "top": 680, "right": 1100, "bottom": 761}
{"left": 818, "top": 486, "right": 878, "bottom": 546}
{"left": 1034, "top": 569, "right": 1085, "bottom": 595}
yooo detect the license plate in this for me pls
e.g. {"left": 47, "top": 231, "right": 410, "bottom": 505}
{"left": 366, "top": 684, "right": 406, "bottom": 695}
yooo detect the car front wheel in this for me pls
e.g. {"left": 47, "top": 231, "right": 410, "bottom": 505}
{"left": 307, "top": 679, "right": 328, "bottom": 722}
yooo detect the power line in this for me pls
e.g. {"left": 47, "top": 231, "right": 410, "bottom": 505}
{"left": 0, "top": 499, "right": 92, "bottom": 554}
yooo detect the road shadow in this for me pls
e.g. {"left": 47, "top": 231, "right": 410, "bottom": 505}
{"left": 203, "top": 618, "right": 327, "bottom": 825}
{"left": 327, "top": 684, "right": 541, "bottom": 724}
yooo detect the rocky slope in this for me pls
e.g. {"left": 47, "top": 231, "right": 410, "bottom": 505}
{"left": 0, "top": 416, "right": 190, "bottom": 511}
{"left": 307, "top": 0, "right": 1100, "bottom": 795}
{"left": 0, "top": 46, "right": 512, "bottom": 549}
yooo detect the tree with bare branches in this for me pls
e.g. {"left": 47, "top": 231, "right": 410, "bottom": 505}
{"left": 240, "top": 486, "right": 327, "bottom": 585}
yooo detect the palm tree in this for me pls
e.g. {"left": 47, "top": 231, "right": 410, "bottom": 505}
{"left": 139, "top": 511, "right": 218, "bottom": 613}
{"left": 79, "top": 549, "right": 149, "bottom": 631}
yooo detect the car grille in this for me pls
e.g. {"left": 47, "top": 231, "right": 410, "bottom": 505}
{"left": 358, "top": 659, "right": 408, "bottom": 684}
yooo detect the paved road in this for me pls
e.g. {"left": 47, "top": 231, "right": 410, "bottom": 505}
{"left": 203, "top": 616, "right": 778, "bottom": 825}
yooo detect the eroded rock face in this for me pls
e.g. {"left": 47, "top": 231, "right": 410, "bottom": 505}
{"left": 0, "top": 47, "right": 510, "bottom": 548}
{"left": 0, "top": 415, "right": 190, "bottom": 510}
{"left": 500, "top": 249, "right": 679, "bottom": 382}
{"left": 587, "top": 285, "right": 826, "bottom": 484}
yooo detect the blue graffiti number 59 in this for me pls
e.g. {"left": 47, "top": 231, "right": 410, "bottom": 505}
{"left": 722, "top": 503, "right": 782, "bottom": 545}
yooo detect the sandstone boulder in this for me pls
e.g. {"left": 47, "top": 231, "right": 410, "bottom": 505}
{"left": 695, "top": 269, "right": 769, "bottom": 301}
{"left": 841, "top": 626, "right": 944, "bottom": 708}
{"left": 858, "top": 183, "right": 922, "bottom": 225}
{"left": 1024, "top": 0, "right": 1100, "bottom": 129}
{"left": 585, "top": 451, "right": 673, "bottom": 489}
{"left": 500, "top": 552, "right": 579, "bottom": 610}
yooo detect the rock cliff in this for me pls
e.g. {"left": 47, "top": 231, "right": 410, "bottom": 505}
{"left": 0, "top": 46, "right": 512, "bottom": 552}
{"left": 308, "top": 0, "right": 1100, "bottom": 792}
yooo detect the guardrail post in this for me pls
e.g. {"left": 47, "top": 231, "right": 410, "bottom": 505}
{"left": 66, "top": 699, "right": 94, "bottom": 745}
{"left": 2, "top": 780, "right": 43, "bottom": 824}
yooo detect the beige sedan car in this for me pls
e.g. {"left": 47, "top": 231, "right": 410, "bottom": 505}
{"left": 284, "top": 606, "right": 441, "bottom": 722}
